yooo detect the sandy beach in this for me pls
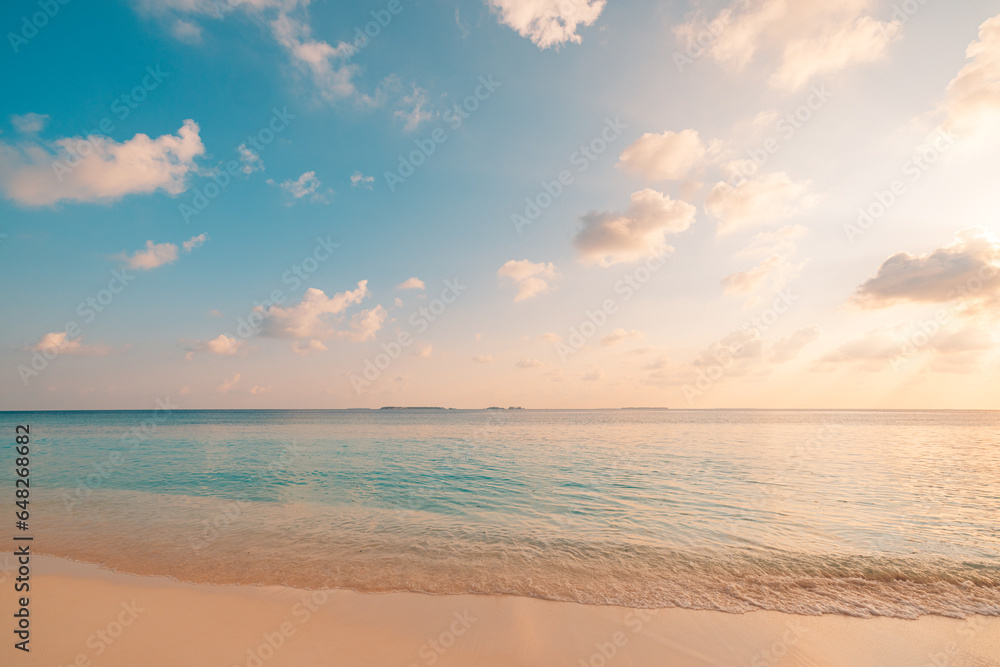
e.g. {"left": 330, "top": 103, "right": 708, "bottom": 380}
{"left": 0, "top": 555, "right": 995, "bottom": 666}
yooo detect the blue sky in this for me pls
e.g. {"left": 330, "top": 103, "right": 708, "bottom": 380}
{"left": 2, "top": 0, "right": 1000, "bottom": 409}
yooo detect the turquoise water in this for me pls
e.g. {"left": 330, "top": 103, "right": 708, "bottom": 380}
{"left": 5, "top": 409, "right": 1000, "bottom": 618}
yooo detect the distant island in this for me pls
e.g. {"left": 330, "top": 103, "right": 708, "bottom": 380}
{"left": 621, "top": 407, "right": 670, "bottom": 410}
{"left": 486, "top": 406, "right": 525, "bottom": 410}
{"left": 379, "top": 406, "right": 449, "bottom": 410}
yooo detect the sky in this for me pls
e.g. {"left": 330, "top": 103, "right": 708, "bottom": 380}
{"left": 2, "top": 0, "right": 1000, "bottom": 410}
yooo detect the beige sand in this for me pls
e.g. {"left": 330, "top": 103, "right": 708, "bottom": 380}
{"left": 1, "top": 555, "right": 998, "bottom": 666}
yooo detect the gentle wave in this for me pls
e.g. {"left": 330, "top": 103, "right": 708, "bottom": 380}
{"left": 37, "top": 489, "right": 1000, "bottom": 619}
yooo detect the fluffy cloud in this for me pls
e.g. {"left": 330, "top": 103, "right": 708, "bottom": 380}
{"left": 396, "top": 277, "right": 425, "bottom": 290}
{"left": 488, "top": 0, "right": 606, "bottom": 49}
{"left": 497, "top": 259, "right": 560, "bottom": 301}
{"left": 516, "top": 358, "right": 545, "bottom": 369}
{"left": 705, "top": 163, "right": 812, "bottom": 235}
{"left": 259, "top": 281, "right": 380, "bottom": 340}
{"left": 675, "top": 0, "right": 898, "bottom": 91}
{"left": 269, "top": 11, "right": 363, "bottom": 101}
{"left": 574, "top": 189, "right": 696, "bottom": 266}
{"left": 28, "top": 332, "right": 111, "bottom": 356}
{"left": 0, "top": 119, "right": 204, "bottom": 206}
{"left": 274, "top": 170, "right": 329, "bottom": 203}
{"left": 351, "top": 170, "right": 374, "bottom": 189}
{"left": 472, "top": 354, "right": 495, "bottom": 363}
{"left": 183, "top": 233, "right": 206, "bottom": 251}
{"left": 601, "top": 328, "right": 645, "bottom": 346}
{"left": 853, "top": 228, "right": 1000, "bottom": 309}
{"left": 617, "top": 129, "right": 707, "bottom": 181}
{"left": 134, "top": 0, "right": 366, "bottom": 103}
{"left": 204, "top": 334, "right": 244, "bottom": 356}
{"left": 237, "top": 143, "right": 263, "bottom": 174}
{"left": 123, "top": 240, "right": 179, "bottom": 270}
{"left": 121, "top": 233, "right": 205, "bottom": 270}
{"left": 10, "top": 113, "right": 48, "bottom": 134}
{"left": 938, "top": 14, "right": 1000, "bottom": 138}
{"left": 393, "top": 86, "right": 434, "bottom": 132}
{"left": 818, "top": 322, "right": 994, "bottom": 373}
{"left": 771, "top": 325, "right": 821, "bottom": 363}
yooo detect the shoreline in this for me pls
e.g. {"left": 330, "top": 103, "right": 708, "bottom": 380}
{"left": 3, "top": 556, "right": 998, "bottom": 666}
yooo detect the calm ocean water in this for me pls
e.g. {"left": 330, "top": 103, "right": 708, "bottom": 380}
{"left": 5, "top": 409, "right": 1000, "bottom": 618}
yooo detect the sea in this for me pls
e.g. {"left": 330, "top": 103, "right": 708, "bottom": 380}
{"left": 6, "top": 409, "right": 999, "bottom": 619}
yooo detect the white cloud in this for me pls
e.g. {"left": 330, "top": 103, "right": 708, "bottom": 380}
{"left": 122, "top": 240, "right": 179, "bottom": 270}
{"left": 393, "top": 87, "right": 434, "bottom": 132}
{"left": 134, "top": 1, "right": 366, "bottom": 103}
{"left": 705, "top": 163, "right": 812, "bottom": 235}
{"left": 171, "top": 18, "right": 203, "bottom": 42}
{"left": 472, "top": 354, "right": 495, "bottom": 363}
{"left": 342, "top": 306, "right": 387, "bottom": 342}
{"left": 275, "top": 170, "right": 329, "bottom": 203}
{"left": 351, "top": 170, "right": 374, "bottom": 189}
{"left": 516, "top": 358, "right": 545, "bottom": 368}
{"left": 937, "top": 14, "right": 1000, "bottom": 138}
{"left": 617, "top": 129, "right": 706, "bottom": 181}
{"left": 269, "top": 11, "right": 363, "bottom": 102}
{"left": 237, "top": 143, "right": 264, "bottom": 174}
{"left": 205, "top": 334, "right": 244, "bottom": 356}
{"left": 488, "top": 0, "right": 606, "bottom": 49}
{"left": 10, "top": 113, "right": 48, "bottom": 134}
{"left": 538, "top": 332, "right": 562, "bottom": 343}
{"left": 28, "top": 332, "right": 111, "bottom": 356}
{"left": 853, "top": 228, "right": 1000, "bottom": 311}
{"left": 675, "top": 0, "right": 899, "bottom": 91}
{"left": 0, "top": 119, "right": 204, "bottom": 206}
{"left": 396, "top": 277, "right": 425, "bottom": 290}
{"left": 769, "top": 15, "right": 899, "bottom": 91}
{"left": 497, "top": 259, "right": 560, "bottom": 301}
{"left": 183, "top": 233, "right": 206, "bottom": 251}
{"left": 259, "top": 281, "right": 380, "bottom": 341}
{"left": 574, "top": 189, "right": 696, "bottom": 266}
{"left": 601, "top": 328, "right": 645, "bottom": 346}
{"left": 819, "top": 322, "right": 995, "bottom": 372}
